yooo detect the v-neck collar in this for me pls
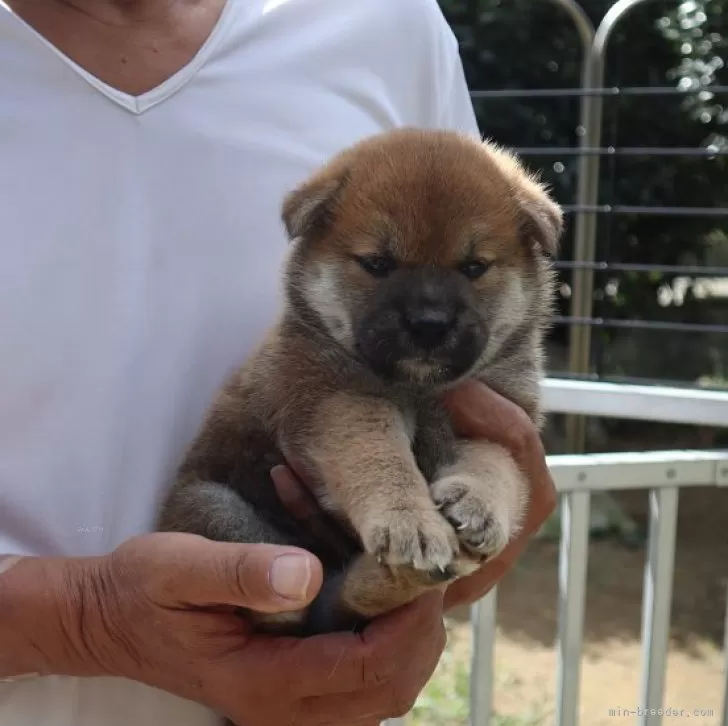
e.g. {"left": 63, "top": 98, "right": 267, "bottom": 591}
{"left": 0, "top": 0, "right": 243, "bottom": 115}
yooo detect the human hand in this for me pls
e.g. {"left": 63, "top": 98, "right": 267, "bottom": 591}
{"left": 93, "top": 534, "right": 447, "bottom": 725}
{"left": 440, "top": 380, "right": 557, "bottom": 609}
{"left": 3, "top": 533, "right": 445, "bottom": 726}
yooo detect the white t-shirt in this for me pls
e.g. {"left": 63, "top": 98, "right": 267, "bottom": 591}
{"left": 0, "top": 0, "right": 479, "bottom": 723}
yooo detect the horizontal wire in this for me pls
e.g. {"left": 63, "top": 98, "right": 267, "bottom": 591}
{"left": 562, "top": 204, "right": 728, "bottom": 216}
{"left": 553, "top": 261, "right": 728, "bottom": 277}
{"left": 466, "top": 89, "right": 728, "bottom": 346}
{"left": 471, "top": 85, "right": 728, "bottom": 99}
{"left": 514, "top": 146, "right": 727, "bottom": 157}
{"left": 553, "top": 316, "right": 728, "bottom": 335}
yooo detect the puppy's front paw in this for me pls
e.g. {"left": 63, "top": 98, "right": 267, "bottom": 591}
{"left": 430, "top": 475, "right": 513, "bottom": 560}
{"left": 360, "top": 506, "right": 459, "bottom": 579}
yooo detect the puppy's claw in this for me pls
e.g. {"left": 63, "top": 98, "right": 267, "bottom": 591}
{"left": 360, "top": 507, "right": 458, "bottom": 574}
{"left": 428, "top": 564, "right": 457, "bottom": 583}
{"left": 430, "top": 475, "right": 512, "bottom": 560}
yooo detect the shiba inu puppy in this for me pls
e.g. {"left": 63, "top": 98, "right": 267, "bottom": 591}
{"left": 159, "top": 128, "right": 562, "bottom": 636}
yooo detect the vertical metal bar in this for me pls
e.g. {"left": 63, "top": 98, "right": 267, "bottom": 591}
{"left": 529, "top": 7, "right": 597, "bottom": 721}
{"left": 556, "top": 490, "right": 591, "bottom": 726}
{"left": 565, "top": 0, "right": 656, "bottom": 453}
{"left": 638, "top": 487, "right": 679, "bottom": 726}
{"left": 545, "top": 0, "right": 595, "bottom": 47}
{"left": 466, "top": 7, "right": 593, "bottom": 721}
{"left": 470, "top": 588, "right": 498, "bottom": 726}
{"left": 539, "top": 5, "right": 594, "bottom": 454}
{"left": 721, "top": 580, "right": 728, "bottom": 726}
{"left": 565, "top": 22, "right": 601, "bottom": 454}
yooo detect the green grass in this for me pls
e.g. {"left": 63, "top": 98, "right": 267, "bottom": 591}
{"left": 407, "top": 624, "right": 549, "bottom": 726}
{"left": 409, "top": 644, "right": 471, "bottom": 726}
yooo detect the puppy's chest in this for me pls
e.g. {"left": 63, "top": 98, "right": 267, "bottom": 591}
{"left": 404, "top": 400, "right": 458, "bottom": 483}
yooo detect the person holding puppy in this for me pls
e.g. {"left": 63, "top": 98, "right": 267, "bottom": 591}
{"left": 0, "top": 0, "right": 557, "bottom": 725}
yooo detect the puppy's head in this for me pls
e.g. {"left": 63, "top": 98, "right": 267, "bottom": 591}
{"left": 282, "top": 128, "right": 562, "bottom": 387}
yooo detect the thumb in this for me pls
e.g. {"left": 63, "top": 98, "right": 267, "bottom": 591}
{"left": 136, "top": 534, "right": 324, "bottom": 613}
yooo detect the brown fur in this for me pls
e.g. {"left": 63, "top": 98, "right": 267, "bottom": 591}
{"left": 158, "top": 128, "right": 563, "bottom": 637}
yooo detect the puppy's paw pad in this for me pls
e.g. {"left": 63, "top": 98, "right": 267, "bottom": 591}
{"left": 430, "top": 475, "right": 511, "bottom": 559}
{"left": 361, "top": 507, "right": 459, "bottom": 574}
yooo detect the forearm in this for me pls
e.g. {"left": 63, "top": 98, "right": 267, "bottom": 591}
{"left": 0, "top": 554, "right": 106, "bottom": 680}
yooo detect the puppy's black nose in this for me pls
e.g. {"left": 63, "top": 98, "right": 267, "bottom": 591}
{"left": 404, "top": 307, "right": 455, "bottom": 348}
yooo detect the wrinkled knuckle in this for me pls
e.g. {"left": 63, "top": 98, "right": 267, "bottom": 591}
{"left": 231, "top": 552, "right": 255, "bottom": 600}
{"left": 108, "top": 544, "right": 145, "bottom": 594}
{"left": 360, "top": 650, "right": 390, "bottom": 689}
{"left": 114, "top": 534, "right": 174, "bottom": 596}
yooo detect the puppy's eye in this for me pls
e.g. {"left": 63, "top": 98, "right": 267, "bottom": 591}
{"left": 458, "top": 259, "right": 490, "bottom": 280}
{"left": 356, "top": 254, "right": 396, "bottom": 278}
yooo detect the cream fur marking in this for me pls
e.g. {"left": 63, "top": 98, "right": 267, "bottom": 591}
{"left": 304, "top": 261, "right": 353, "bottom": 346}
{"left": 482, "top": 269, "right": 530, "bottom": 363}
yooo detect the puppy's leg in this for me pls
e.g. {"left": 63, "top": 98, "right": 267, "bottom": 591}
{"left": 294, "top": 392, "right": 459, "bottom": 577}
{"left": 304, "top": 552, "right": 451, "bottom": 633}
{"left": 159, "top": 479, "right": 311, "bottom": 633}
{"left": 279, "top": 393, "right": 461, "bottom": 633}
{"left": 430, "top": 440, "right": 529, "bottom": 561}
{"left": 159, "top": 478, "right": 297, "bottom": 545}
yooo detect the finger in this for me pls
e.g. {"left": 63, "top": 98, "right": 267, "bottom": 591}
{"left": 303, "top": 718, "right": 380, "bottom": 726}
{"left": 260, "top": 590, "right": 445, "bottom": 698}
{"left": 295, "top": 640, "right": 441, "bottom": 725}
{"left": 443, "top": 381, "right": 557, "bottom": 522}
{"left": 271, "top": 465, "right": 360, "bottom": 561}
{"left": 440, "top": 383, "right": 558, "bottom": 611}
{"left": 441, "top": 477, "right": 557, "bottom": 610}
{"left": 443, "top": 531, "right": 527, "bottom": 610}
{"left": 444, "top": 381, "right": 533, "bottom": 446}
{"left": 271, "top": 464, "right": 321, "bottom": 521}
{"left": 296, "top": 671, "right": 432, "bottom": 726}
{"left": 358, "top": 590, "right": 445, "bottom": 664}
{"left": 143, "top": 534, "right": 324, "bottom": 613}
{"left": 443, "top": 472, "right": 558, "bottom": 612}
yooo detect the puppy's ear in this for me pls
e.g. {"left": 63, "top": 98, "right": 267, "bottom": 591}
{"left": 482, "top": 140, "right": 563, "bottom": 257}
{"left": 281, "top": 170, "right": 349, "bottom": 241}
{"left": 515, "top": 178, "right": 563, "bottom": 258}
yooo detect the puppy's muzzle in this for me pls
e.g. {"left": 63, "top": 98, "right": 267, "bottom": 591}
{"left": 402, "top": 306, "right": 456, "bottom": 350}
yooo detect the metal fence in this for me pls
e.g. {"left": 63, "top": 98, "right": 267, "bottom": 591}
{"left": 389, "top": 0, "right": 728, "bottom": 724}
{"left": 469, "top": 0, "right": 728, "bottom": 453}
{"left": 386, "top": 380, "right": 728, "bottom": 726}
{"left": 468, "top": 379, "right": 728, "bottom": 726}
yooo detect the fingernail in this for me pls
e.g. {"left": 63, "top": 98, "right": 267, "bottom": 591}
{"left": 269, "top": 554, "right": 311, "bottom": 601}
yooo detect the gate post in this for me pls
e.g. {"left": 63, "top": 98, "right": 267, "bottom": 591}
{"left": 565, "top": 0, "right": 657, "bottom": 453}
